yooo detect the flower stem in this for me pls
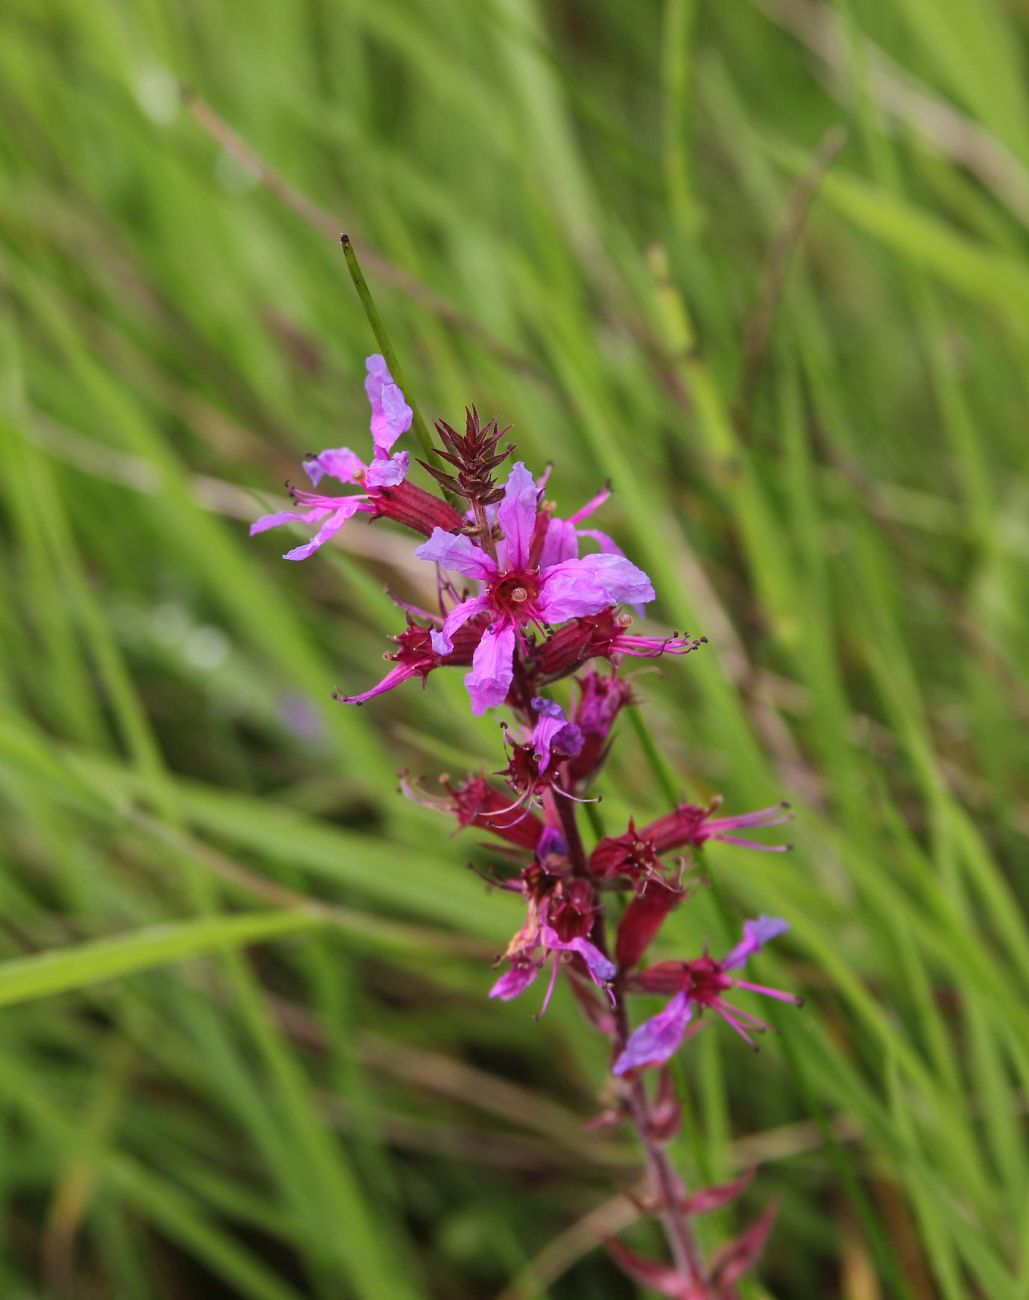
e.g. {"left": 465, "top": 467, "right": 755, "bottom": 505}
{"left": 339, "top": 235, "right": 448, "bottom": 482}
{"left": 554, "top": 793, "right": 704, "bottom": 1287}
{"left": 615, "top": 1001, "right": 705, "bottom": 1285}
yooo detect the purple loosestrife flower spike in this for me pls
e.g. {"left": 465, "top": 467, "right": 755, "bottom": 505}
{"left": 254, "top": 356, "right": 799, "bottom": 1294}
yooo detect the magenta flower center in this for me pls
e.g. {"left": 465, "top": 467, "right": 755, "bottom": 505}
{"left": 488, "top": 569, "right": 541, "bottom": 619}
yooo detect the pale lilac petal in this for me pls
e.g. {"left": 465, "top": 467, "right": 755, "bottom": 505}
{"left": 532, "top": 697, "right": 565, "bottom": 719}
{"left": 489, "top": 963, "right": 539, "bottom": 1000}
{"left": 576, "top": 552, "right": 655, "bottom": 607}
{"left": 370, "top": 384, "right": 413, "bottom": 457}
{"left": 539, "top": 517, "right": 579, "bottom": 569}
{"left": 303, "top": 447, "right": 365, "bottom": 487}
{"left": 541, "top": 927, "right": 616, "bottom": 985}
{"left": 530, "top": 700, "right": 584, "bottom": 773}
{"left": 416, "top": 528, "right": 495, "bottom": 581}
{"left": 430, "top": 595, "right": 490, "bottom": 656}
{"left": 612, "top": 992, "right": 693, "bottom": 1076}
{"left": 465, "top": 623, "right": 516, "bottom": 715}
{"left": 365, "top": 452, "right": 409, "bottom": 488}
{"left": 283, "top": 499, "right": 364, "bottom": 561}
{"left": 537, "top": 560, "right": 616, "bottom": 623}
{"left": 365, "top": 355, "right": 412, "bottom": 457}
{"left": 497, "top": 461, "right": 538, "bottom": 570}
{"left": 722, "top": 916, "right": 789, "bottom": 972}
{"left": 250, "top": 506, "right": 331, "bottom": 537}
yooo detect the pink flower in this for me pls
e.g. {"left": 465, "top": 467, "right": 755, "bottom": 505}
{"left": 612, "top": 917, "right": 800, "bottom": 1074}
{"left": 334, "top": 612, "right": 487, "bottom": 705}
{"left": 534, "top": 608, "right": 705, "bottom": 682}
{"left": 490, "top": 924, "right": 616, "bottom": 1015}
{"left": 645, "top": 798, "right": 794, "bottom": 854}
{"left": 416, "top": 462, "right": 655, "bottom": 713}
{"left": 420, "top": 774, "right": 548, "bottom": 851}
{"left": 251, "top": 355, "right": 441, "bottom": 560}
{"left": 589, "top": 799, "right": 792, "bottom": 879}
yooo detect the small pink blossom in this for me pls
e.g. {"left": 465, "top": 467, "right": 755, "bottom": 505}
{"left": 590, "top": 799, "right": 792, "bottom": 879}
{"left": 251, "top": 354, "right": 424, "bottom": 559}
{"left": 417, "top": 462, "right": 654, "bottom": 713}
{"left": 613, "top": 917, "right": 799, "bottom": 1074}
{"left": 490, "top": 924, "right": 616, "bottom": 1016}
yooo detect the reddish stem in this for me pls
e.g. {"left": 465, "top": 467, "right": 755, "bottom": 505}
{"left": 554, "top": 793, "right": 705, "bottom": 1286}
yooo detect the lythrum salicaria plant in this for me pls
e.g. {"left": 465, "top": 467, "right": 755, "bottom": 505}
{"left": 252, "top": 245, "right": 802, "bottom": 1297}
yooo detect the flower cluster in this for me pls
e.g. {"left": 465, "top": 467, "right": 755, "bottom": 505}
{"left": 254, "top": 355, "right": 800, "bottom": 1298}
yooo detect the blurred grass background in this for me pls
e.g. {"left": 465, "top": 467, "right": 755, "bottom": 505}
{"left": 0, "top": 0, "right": 1027, "bottom": 1296}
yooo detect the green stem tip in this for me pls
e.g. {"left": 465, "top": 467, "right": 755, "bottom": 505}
{"left": 339, "top": 234, "right": 445, "bottom": 476}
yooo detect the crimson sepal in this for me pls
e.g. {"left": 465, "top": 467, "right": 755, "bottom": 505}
{"left": 605, "top": 1240, "right": 717, "bottom": 1299}
{"left": 446, "top": 775, "right": 545, "bottom": 849}
{"left": 368, "top": 481, "right": 465, "bottom": 535}
{"left": 615, "top": 880, "right": 684, "bottom": 970}
{"left": 710, "top": 1199, "right": 779, "bottom": 1288}
{"left": 679, "top": 1167, "right": 757, "bottom": 1216}
{"left": 589, "top": 822, "right": 664, "bottom": 883}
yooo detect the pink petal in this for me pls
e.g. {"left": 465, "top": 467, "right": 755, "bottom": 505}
{"left": 465, "top": 623, "right": 516, "bottom": 715}
{"left": 539, "top": 517, "right": 578, "bottom": 569}
{"left": 496, "top": 461, "right": 538, "bottom": 570}
{"left": 612, "top": 991, "right": 693, "bottom": 1076}
{"left": 370, "top": 386, "right": 413, "bottom": 457}
{"left": 365, "top": 355, "right": 412, "bottom": 457}
{"left": 722, "top": 916, "right": 789, "bottom": 972}
{"left": 303, "top": 447, "right": 365, "bottom": 486}
{"left": 415, "top": 528, "right": 495, "bottom": 581}
{"left": 365, "top": 452, "right": 409, "bottom": 488}
{"left": 489, "top": 963, "right": 539, "bottom": 1000}
{"left": 576, "top": 551, "right": 654, "bottom": 606}
{"left": 430, "top": 595, "right": 491, "bottom": 656}
{"left": 250, "top": 506, "right": 331, "bottom": 537}
{"left": 283, "top": 499, "right": 364, "bottom": 561}
{"left": 531, "top": 709, "right": 584, "bottom": 774}
{"left": 537, "top": 560, "right": 613, "bottom": 623}
{"left": 361, "top": 353, "right": 410, "bottom": 454}
{"left": 541, "top": 928, "right": 616, "bottom": 985}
